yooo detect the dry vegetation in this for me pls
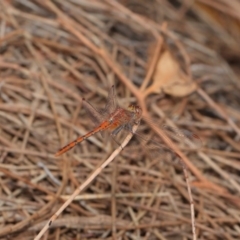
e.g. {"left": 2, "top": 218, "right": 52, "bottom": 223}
{"left": 0, "top": 0, "right": 240, "bottom": 239}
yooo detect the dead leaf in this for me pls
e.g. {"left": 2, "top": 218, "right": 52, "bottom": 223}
{"left": 143, "top": 50, "right": 197, "bottom": 97}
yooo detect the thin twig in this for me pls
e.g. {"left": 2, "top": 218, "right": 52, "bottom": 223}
{"left": 180, "top": 160, "right": 196, "bottom": 240}
{"left": 34, "top": 124, "right": 139, "bottom": 240}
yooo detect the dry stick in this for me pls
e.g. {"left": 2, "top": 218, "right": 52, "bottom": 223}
{"left": 25, "top": 41, "right": 71, "bottom": 203}
{"left": 42, "top": 0, "right": 144, "bottom": 108}
{"left": 0, "top": 28, "right": 23, "bottom": 44}
{"left": 34, "top": 124, "right": 139, "bottom": 240}
{"left": 198, "top": 0, "right": 240, "bottom": 20}
{"left": 140, "top": 33, "right": 164, "bottom": 92}
{"left": 197, "top": 88, "right": 240, "bottom": 137}
{"left": 111, "top": 159, "right": 117, "bottom": 240}
{"left": 25, "top": 41, "right": 64, "bottom": 144}
{"left": 179, "top": 161, "right": 196, "bottom": 240}
{"left": 144, "top": 115, "right": 198, "bottom": 240}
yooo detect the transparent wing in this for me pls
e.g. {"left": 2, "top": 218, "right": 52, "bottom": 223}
{"left": 142, "top": 116, "right": 202, "bottom": 149}
{"left": 161, "top": 124, "right": 202, "bottom": 148}
{"left": 122, "top": 130, "right": 180, "bottom": 169}
{"left": 81, "top": 85, "right": 117, "bottom": 128}
{"left": 82, "top": 98, "right": 103, "bottom": 126}
{"left": 121, "top": 122, "right": 202, "bottom": 167}
{"left": 135, "top": 132, "right": 179, "bottom": 162}
{"left": 103, "top": 85, "right": 117, "bottom": 115}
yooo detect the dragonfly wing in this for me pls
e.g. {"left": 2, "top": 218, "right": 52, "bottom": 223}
{"left": 161, "top": 124, "right": 202, "bottom": 148}
{"left": 82, "top": 98, "right": 103, "bottom": 126}
{"left": 123, "top": 130, "right": 181, "bottom": 168}
{"left": 82, "top": 85, "right": 117, "bottom": 128}
{"left": 144, "top": 118, "right": 202, "bottom": 149}
{"left": 104, "top": 85, "right": 117, "bottom": 115}
{"left": 136, "top": 132, "right": 178, "bottom": 158}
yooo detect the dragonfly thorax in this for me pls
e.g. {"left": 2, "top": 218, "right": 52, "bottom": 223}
{"left": 127, "top": 104, "right": 142, "bottom": 123}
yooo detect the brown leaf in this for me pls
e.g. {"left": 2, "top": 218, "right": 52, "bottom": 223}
{"left": 144, "top": 50, "right": 197, "bottom": 97}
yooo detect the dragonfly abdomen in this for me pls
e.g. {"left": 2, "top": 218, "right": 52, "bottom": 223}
{"left": 55, "top": 121, "right": 113, "bottom": 156}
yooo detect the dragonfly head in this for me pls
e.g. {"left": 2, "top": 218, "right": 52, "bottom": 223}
{"left": 128, "top": 104, "right": 142, "bottom": 121}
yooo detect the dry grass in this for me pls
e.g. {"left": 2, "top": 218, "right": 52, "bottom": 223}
{"left": 0, "top": 0, "right": 240, "bottom": 239}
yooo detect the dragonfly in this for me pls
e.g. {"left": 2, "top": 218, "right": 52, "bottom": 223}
{"left": 55, "top": 85, "right": 201, "bottom": 157}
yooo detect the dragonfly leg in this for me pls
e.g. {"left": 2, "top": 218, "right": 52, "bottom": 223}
{"left": 110, "top": 133, "right": 123, "bottom": 150}
{"left": 111, "top": 125, "right": 125, "bottom": 136}
{"left": 110, "top": 125, "right": 126, "bottom": 149}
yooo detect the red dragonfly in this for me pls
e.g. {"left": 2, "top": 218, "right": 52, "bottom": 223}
{"left": 55, "top": 86, "right": 201, "bottom": 157}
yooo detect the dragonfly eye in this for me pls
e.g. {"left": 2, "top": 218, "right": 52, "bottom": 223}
{"left": 128, "top": 104, "right": 142, "bottom": 117}
{"left": 128, "top": 104, "right": 135, "bottom": 111}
